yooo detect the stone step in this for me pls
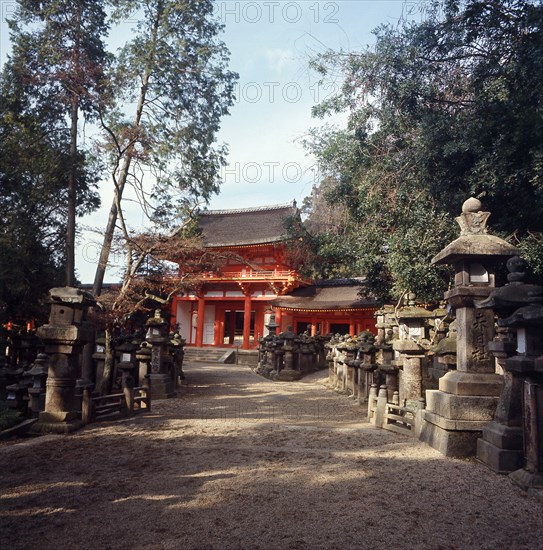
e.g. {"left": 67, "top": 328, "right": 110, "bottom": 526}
{"left": 183, "top": 347, "right": 235, "bottom": 363}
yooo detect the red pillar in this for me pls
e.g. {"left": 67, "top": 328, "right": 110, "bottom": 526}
{"left": 254, "top": 304, "right": 263, "bottom": 342}
{"left": 243, "top": 294, "right": 252, "bottom": 350}
{"left": 311, "top": 316, "right": 317, "bottom": 336}
{"left": 229, "top": 310, "right": 236, "bottom": 344}
{"left": 275, "top": 309, "right": 282, "bottom": 333}
{"left": 170, "top": 297, "right": 178, "bottom": 331}
{"left": 196, "top": 297, "right": 205, "bottom": 347}
{"left": 350, "top": 318, "right": 355, "bottom": 336}
{"left": 215, "top": 306, "right": 224, "bottom": 346}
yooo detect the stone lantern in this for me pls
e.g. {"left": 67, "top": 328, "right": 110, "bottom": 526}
{"left": 27, "top": 353, "right": 49, "bottom": 417}
{"left": 145, "top": 310, "right": 175, "bottom": 399}
{"left": 136, "top": 341, "right": 152, "bottom": 388}
{"left": 34, "top": 287, "right": 96, "bottom": 433}
{"left": 115, "top": 339, "right": 138, "bottom": 389}
{"left": 420, "top": 198, "right": 519, "bottom": 457}
{"left": 430, "top": 320, "right": 457, "bottom": 382}
{"left": 473, "top": 256, "right": 536, "bottom": 472}
{"left": 169, "top": 331, "right": 186, "bottom": 388}
{"left": 275, "top": 328, "right": 300, "bottom": 381}
{"left": 92, "top": 335, "right": 106, "bottom": 389}
{"left": 356, "top": 331, "right": 378, "bottom": 403}
{"left": 265, "top": 314, "right": 278, "bottom": 337}
{"left": 393, "top": 293, "right": 433, "bottom": 406}
{"left": 476, "top": 257, "right": 543, "bottom": 496}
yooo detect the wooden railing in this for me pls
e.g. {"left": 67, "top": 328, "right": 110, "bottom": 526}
{"left": 201, "top": 269, "right": 296, "bottom": 280}
{"left": 82, "top": 383, "right": 151, "bottom": 425}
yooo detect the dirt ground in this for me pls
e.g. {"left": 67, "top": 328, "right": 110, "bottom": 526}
{"left": 1, "top": 362, "right": 542, "bottom": 550}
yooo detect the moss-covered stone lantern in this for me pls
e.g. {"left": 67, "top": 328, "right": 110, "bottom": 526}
{"left": 34, "top": 287, "right": 96, "bottom": 433}
{"left": 420, "top": 198, "right": 520, "bottom": 457}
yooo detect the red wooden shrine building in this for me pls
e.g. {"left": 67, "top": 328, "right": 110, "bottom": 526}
{"left": 170, "top": 203, "right": 378, "bottom": 349}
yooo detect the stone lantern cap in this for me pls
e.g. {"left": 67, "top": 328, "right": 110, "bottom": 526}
{"left": 116, "top": 340, "right": 137, "bottom": 353}
{"left": 500, "top": 304, "right": 543, "bottom": 327}
{"left": 476, "top": 256, "right": 543, "bottom": 315}
{"left": 431, "top": 198, "right": 519, "bottom": 266}
{"left": 49, "top": 287, "right": 96, "bottom": 308}
{"left": 433, "top": 334, "right": 457, "bottom": 356}
{"left": 145, "top": 309, "right": 168, "bottom": 328}
{"left": 397, "top": 306, "right": 435, "bottom": 319}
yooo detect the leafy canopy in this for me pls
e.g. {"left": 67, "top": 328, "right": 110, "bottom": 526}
{"left": 304, "top": 0, "right": 543, "bottom": 302}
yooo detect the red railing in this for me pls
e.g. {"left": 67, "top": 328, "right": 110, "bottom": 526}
{"left": 202, "top": 269, "right": 296, "bottom": 280}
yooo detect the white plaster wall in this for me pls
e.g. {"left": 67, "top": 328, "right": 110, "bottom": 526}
{"left": 203, "top": 304, "right": 216, "bottom": 345}
{"left": 176, "top": 302, "right": 192, "bottom": 343}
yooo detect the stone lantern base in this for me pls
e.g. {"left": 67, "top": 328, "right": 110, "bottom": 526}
{"left": 509, "top": 469, "right": 543, "bottom": 502}
{"left": 33, "top": 411, "right": 83, "bottom": 434}
{"left": 476, "top": 423, "right": 524, "bottom": 473}
{"left": 148, "top": 373, "right": 176, "bottom": 400}
{"left": 420, "top": 371, "right": 502, "bottom": 457}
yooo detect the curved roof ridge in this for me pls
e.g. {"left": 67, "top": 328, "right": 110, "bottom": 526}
{"left": 200, "top": 201, "right": 296, "bottom": 216}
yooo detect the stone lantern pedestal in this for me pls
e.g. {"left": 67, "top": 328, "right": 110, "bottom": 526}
{"left": 136, "top": 341, "right": 152, "bottom": 388}
{"left": 275, "top": 329, "right": 301, "bottom": 381}
{"left": 92, "top": 335, "right": 106, "bottom": 389}
{"left": 420, "top": 198, "right": 519, "bottom": 457}
{"left": 33, "top": 287, "right": 95, "bottom": 433}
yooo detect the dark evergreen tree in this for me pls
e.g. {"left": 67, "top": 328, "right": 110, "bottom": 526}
{"left": 8, "top": 0, "right": 110, "bottom": 286}
{"left": 0, "top": 64, "right": 100, "bottom": 323}
{"left": 305, "top": 0, "right": 543, "bottom": 301}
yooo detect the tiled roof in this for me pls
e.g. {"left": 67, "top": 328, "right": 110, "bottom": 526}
{"left": 199, "top": 202, "right": 298, "bottom": 247}
{"left": 270, "top": 279, "right": 379, "bottom": 311}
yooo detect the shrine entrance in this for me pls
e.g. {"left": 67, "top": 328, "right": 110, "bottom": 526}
{"left": 329, "top": 322, "right": 350, "bottom": 334}
{"left": 223, "top": 310, "right": 255, "bottom": 345}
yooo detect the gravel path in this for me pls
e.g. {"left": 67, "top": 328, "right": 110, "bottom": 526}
{"left": 1, "top": 362, "right": 542, "bottom": 550}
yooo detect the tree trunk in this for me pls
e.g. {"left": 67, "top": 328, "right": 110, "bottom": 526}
{"left": 66, "top": 93, "right": 78, "bottom": 287}
{"left": 66, "top": 5, "right": 81, "bottom": 287}
{"left": 99, "top": 329, "right": 114, "bottom": 395}
{"left": 92, "top": 7, "right": 162, "bottom": 297}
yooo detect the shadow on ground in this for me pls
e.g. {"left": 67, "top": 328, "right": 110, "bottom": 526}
{"left": 1, "top": 363, "right": 542, "bottom": 550}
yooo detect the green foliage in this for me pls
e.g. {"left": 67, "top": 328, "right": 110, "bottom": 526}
{"left": 92, "top": 0, "right": 238, "bottom": 296}
{"left": 8, "top": 0, "right": 111, "bottom": 118}
{"left": 513, "top": 232, "right": 543, "bottom": 279}
{"left": 6, "top": 0, "right": 111, "bottom": 286}
{"left": 304, "top": 0, "right": 543, "bottom": 300}
{"left": 103, "top": 0, "right": 238, "bottom": 227}
{"left": 0, "top": 63, "right": 100, "bottom": 323}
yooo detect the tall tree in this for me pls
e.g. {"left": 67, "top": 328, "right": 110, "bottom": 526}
{"left": 92, "top": 0, "right": 237, "bottom": 297}
{"left": 8, "top": 0, "right": 110, "bottom": 286}
{"left": 0, "top": 63, "right": 100, "bottom": 322}
{"left": 305, "top": 0, "right": 543, "bottom": 301}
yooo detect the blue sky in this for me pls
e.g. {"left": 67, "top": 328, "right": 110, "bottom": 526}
{"left": 0, "top": 1, "right": 429, "bottom": 282}
{"left": 208, "top": 0, "right": 419, "bottom": 209}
